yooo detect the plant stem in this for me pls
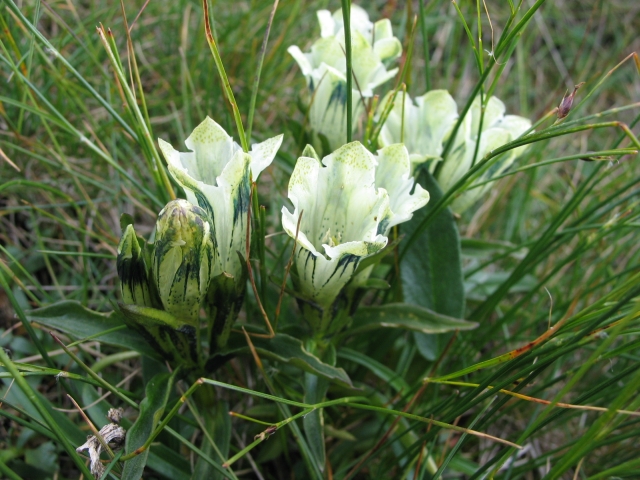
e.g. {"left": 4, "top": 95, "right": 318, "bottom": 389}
{"left": 203, "top": 0, "right": 249, "bottom": 152}
{"left": 341, "top": 0, "right": 352, "bottom": 142}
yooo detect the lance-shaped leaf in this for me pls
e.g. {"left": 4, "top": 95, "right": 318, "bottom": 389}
{"left": 118, "top": 303, "right": 201, "bottom": 369}
{"left": 350, "top": 303, "right": 477, "bottom": 335}
{"left": 158, "top": 117, "right": 283, "bottom": 283}
{"left": 122, "top": 369, "right": 179, "bottom": 480}
{"left": 223, "top": 332, "right": 353, "bottom": 387}
{"left": 26, "top": 300, "right": 158, "bottom": 359}
{"left": 378, "top": 90, "right": 459, "bottom": 166}
{"left": 152, "top": 199, "right": 214, "bottom": 325}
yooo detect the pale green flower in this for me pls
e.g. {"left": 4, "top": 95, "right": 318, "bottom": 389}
{"left": 378, "top": 90, "right": 459, "bottom": 166}
{"left": 152, "top": 199, "right": 215, "bottom": 324}
{"left": 158, "top": 117, "right": 283, "bottom": 282}
{"left": 288, "top": 6, "right": 402, "bottom": 151}
{"left": 436, "top": 96, "right": 531, "bottom": 213}
{"left": 281, "top": 142, "right": 428, "bottom": 331}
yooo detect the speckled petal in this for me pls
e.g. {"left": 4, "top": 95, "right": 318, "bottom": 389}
{"left": 374, "top": 144, "right": 430, "bottom": 230}
{"left": 249, "top": 134, "right": 284, "bottom": 179}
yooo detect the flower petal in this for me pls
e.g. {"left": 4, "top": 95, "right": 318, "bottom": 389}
{"left": 282, "top": 154, "right": 323, "bottom": 256}
{"left": 207, "top": 150, "right": 252, "bottom": 279}
{"left": 183, "top": 116, "right": 240, "bottom": 185}
{"left": 495, "top": 114, "right": 532, "bottom": 157}
{"left": 308, "top": 64, "right": 362, "bottom": 151}
{"left": 449, "top": 127, "right": 513, "bottom": 213}
{"left": 374, "top": 144, "right": 430, "bottom": 230}
{"left": 249, "top": 134, "right": 284, "bottom": 179}
{"left": 310, "top": 36, "right": 346, "bottom": 73}
{"left": 317, "top": 9, "right": 335, "bottom": 38}
{"left": 332, "top": 5, "right": 372, "bottom": 38}
{"left": 374, "top": 37, "right": 402, "bottom": 64}
{"left": 413, "top": 90, "right": 458, "bottom": 159}
{"left": 378, "top": 90, "right": 458, "bottom": 166}
{"left": 470, "top": 96, "right": 506, "bottom": 134}
{"left": 160, "top": 130, "right": 253, "bottom": 281}
{"left": 287, "top": 45, "right": 314, "bottom": 78}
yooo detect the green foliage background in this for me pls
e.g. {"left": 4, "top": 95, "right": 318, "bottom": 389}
{"left": 1, "top": 0, "right": 639, "bottom": 479}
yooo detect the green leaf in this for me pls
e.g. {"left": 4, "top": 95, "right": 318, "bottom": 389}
{"left": 303, "top": 343, "right": 334, "bottom": 473}
{"left": 400, "top": 169, "right": 466, "bottom": 360}
{"left": 460, "top": 237, "right": 519, "bottom": 257}
{"left": 26, "top": 301, "right": 159, "bottom": 359}
{"left": 121, "top": 369, "right": 179, "bottom": 480}
{"left": 24, "top": 441, "right": 57, "bottom": 473}
{"left": 400, "top": 169, "right": 465, "bottom": 317}
{"left": 224, "top": 332, "right": 353, "bottom": 388}
{"left": 193, "top": 399, "right": 231, "bottom": 480}
{"left": 337, "top": 347, "right": 410, "bottom": 393}
{"left": 80, "top": 382, "right": 191, "bottom": 480}
{"left": 361, "top": 278, "right": 391, "bottom": 290}
{"left": 350, "top": 303, "right": 477, "bottom": 335}
{"left": 118, "top": 303, "right": 201, "bottom": 368}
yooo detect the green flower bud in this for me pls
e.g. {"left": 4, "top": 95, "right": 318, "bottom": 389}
{"left": 117, "top": 224, "right": 153, "bottom": 307}
{"left": 152, "top": 199, "right": 215, "bottom": 325}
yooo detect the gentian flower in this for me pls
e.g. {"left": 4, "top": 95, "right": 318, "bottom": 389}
{"left": 378, "top": 90, "right": 459, "bottom": 166}
{"left": 436, "top": 96, "right": 531, "bottom": 212}
{"left": 116, "top": 199, "right": 214, "bottom": 368}
{"left": 281, "top": 141, "right": 429, "bottom": 333}
{"left": 159, "top": 117, "right": 283, "bottom": 281}
{"left": 151, "top": 199, "right": 215, "bottom": 324}
{"left": 159, "top": 117, "right": 283, "bottom": 347}
{"left": 288, "top": 6, "right": 402, "bottom": 151}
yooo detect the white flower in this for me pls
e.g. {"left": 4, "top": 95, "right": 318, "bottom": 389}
{"left": 281, "top": 142, "right": 428, "bottom": 321}
{"left": 158, "top": 117, "right": 283, "bottom": 282}
{"left": 378, "top": 90, "right": 459, "bottom": 166}
{"left": 287, "top": 6, "right": 402, "bottom": 151}
{"left": 436, "top": 96, "right": 531, "bottom": 213}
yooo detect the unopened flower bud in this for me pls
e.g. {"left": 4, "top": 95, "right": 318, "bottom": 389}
{"left": 117, "top": 224, "right": 153, "bottom": 307}
{"left": 557, "top": 82, "right": 585, "bottom": 120}
{"left": 152, "top": 199, "right": 215, "bottom": 324}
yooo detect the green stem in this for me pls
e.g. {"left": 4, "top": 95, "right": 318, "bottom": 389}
{"left": 0, "top": 348, "right": 93, "bottom": 478}
{"left": 121, "top": 379, "right": 203, "bottom": 461}
{"left": 247, "top": 0, "right": 279, "bottom": 141}
{"left": 203, "top": 0, "right": 248, "bottom": 152}
{"left": 3, "top": 0, "right": 138, "bottom": 140}
{"left": 51, "top": 333, "right": 138, "bottom": 408}
{"left": 341, "top": 0, "right": 352, "bottom": 142}
{"left": 0, "top": 270, "right": 53, "bottom": 369}
{"left": 418, "top": 0, "right": 431, "bottom": 91}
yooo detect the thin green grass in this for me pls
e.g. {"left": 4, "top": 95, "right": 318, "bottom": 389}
{"left": 1, "top": 1, "right": 639, "bottom": 479}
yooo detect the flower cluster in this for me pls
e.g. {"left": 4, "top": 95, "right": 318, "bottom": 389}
{"left": 116, "top": 5, "right": 533, "bottom": 363}
{"left": 289, "top": 6, "right": 531, "bottom": 214}
{"left": 117, "top": 118, "right": 282, "bottom": 365}
{"left": 288, "top": 5, "right": 401, "bottom": 152}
